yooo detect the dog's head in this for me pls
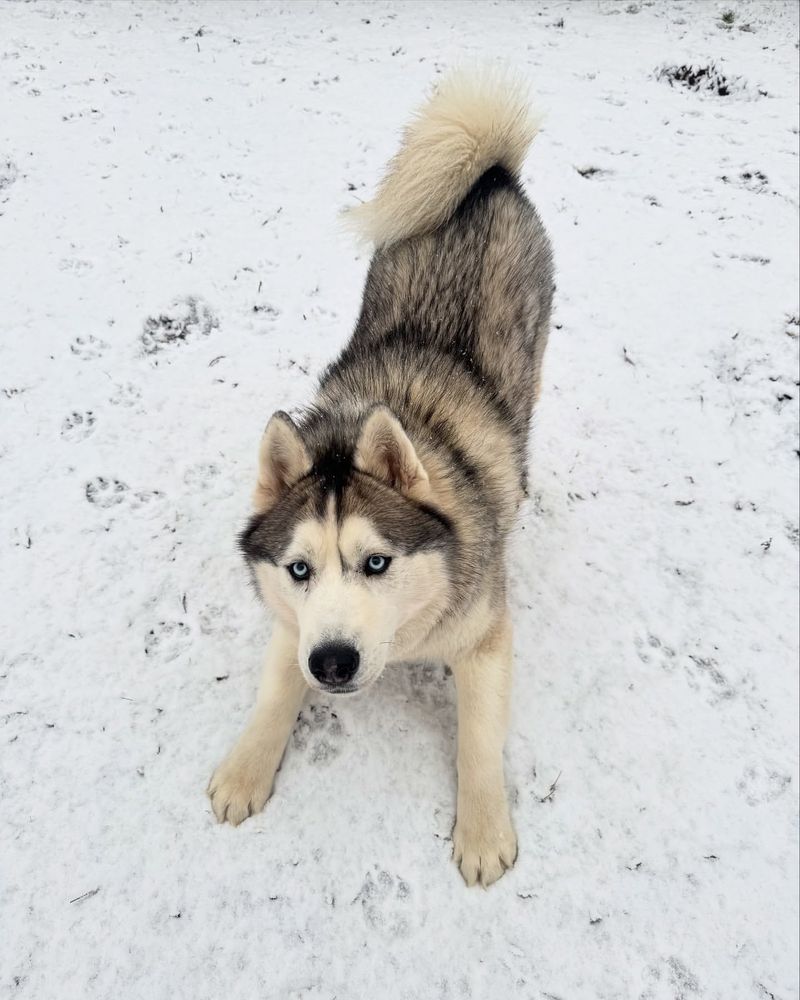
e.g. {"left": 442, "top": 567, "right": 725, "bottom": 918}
{"left": 239, "top": 407, "right": 453, "bottom": 693}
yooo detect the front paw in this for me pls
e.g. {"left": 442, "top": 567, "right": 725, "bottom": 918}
{"left": 452, "top": 802, "right": 518, "bottom": 887}
{"left": 207, "top": 746, "right": 276, "bottom": 826}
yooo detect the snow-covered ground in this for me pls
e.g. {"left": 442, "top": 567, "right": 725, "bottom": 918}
{"left": 1, "top": 1, "right": 798, "bottom": 997}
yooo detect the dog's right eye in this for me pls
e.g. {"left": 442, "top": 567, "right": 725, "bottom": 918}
{"left": 288, "top": 561, "right": 310, "bottom": 582}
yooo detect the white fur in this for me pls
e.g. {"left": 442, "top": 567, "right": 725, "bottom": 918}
{"left": 344, "top": 67, "right": 541, "bottom": 247}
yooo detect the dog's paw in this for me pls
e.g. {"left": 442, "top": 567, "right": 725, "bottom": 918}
{"left": 452, "top": 805, "right": 518, "bottom": 887}
{"left": 207, "top": 748, "right": 276, "bottom": 826}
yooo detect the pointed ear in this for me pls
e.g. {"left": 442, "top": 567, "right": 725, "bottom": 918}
{"left": 354, "top": 407, "right": 429, "bottom": 499}
{"left": 253, "top": 412, "right": 311, "bottom": 512}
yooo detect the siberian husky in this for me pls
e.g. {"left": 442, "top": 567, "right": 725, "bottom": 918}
{"left": 209, "top": 70, "right": 554, "bottom": 887}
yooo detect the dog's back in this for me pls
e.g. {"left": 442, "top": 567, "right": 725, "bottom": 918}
{"left": 350, "top": 160, "right": 553, "bottom": 454}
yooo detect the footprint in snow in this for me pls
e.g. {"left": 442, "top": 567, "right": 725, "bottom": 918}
{"left": 144, "top": 621, "right": 191, "bottom": 661}
{"left": 85, "top": 477, "right": 164, "bottom": 509}
{"left": 183, "top": 463, "right": 224, "bottom": 491}
{"left": 0, "top": 159, "right": 19, "bottom": 199}
{"left": 61, "top": 410, "right": 96, "bottom": 442}
{"left": 292, "top": 703, "right": 344, "bottom": 764}
{"left": 737, "top": 763, "right": 792, "bottom": 806}
{"left": 109, "top": 382, "right": 142, "bottom": 407}
{"left": 70, "top": 335, "right": 108, "bottom": 361}
{"left": 354, "top": 867, "right": 414, "bottom": 939}
{"left": 141, "top": 296, "right": 218, "bottom": 356}
{"left": 197, "top": 604, "right": 238, "bottom": 639}
{"left": 634, "top": 633, "right": 677, "bottom": 670}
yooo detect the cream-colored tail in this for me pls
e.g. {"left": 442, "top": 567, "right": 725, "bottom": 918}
{"left": 345, "top": 68, "right": 540, "bottom": 248}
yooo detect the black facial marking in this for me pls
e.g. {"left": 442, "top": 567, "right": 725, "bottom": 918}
{"left": 239, "top": 484, "right": 315, "bottom": 564}
{"left": 305, "top": 441, "right": 355, "bottom": 508}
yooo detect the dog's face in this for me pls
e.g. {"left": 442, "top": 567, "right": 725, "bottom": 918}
{"left": 240, "top": 408, "right": 453, "bottom": 693}
{"left": 253, "top": 508, "right": 447, "bottom": 692}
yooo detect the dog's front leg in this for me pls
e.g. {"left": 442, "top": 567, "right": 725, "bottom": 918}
{"left": 451, "top": 611, "right": 518, "bottom": 887}
{"left": 208, "top": 622, "right": 307, "bottom": 825}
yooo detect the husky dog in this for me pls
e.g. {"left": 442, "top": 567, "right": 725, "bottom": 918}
{"left": 208, "top": 70, "right": 554, "bottom": 887}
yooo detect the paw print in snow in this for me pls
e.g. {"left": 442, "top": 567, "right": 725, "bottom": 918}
{"left": 109, "top": 382, "right": 141, "bottom": 407}
{"left": 353, "top": 867, "right": 413, "bottom": 939}
{"left": 737, "top": 764, "right": 792, "bottom": 806}
{"left": 70, "top": 335, "right": 108, "bottom": 360}
{"left": 685, "top": 653, "right": 735, "bottom": 704}
{"left": 720, "top": 168, "right": 770, "bottom": 193}
{"left": 85, "top": 477, "right": 128, "bottom": 508}
{"left": 292, "top": 704, "right": 344, "bottom": 763}
{"left": 85, "top": 477, "right": 163, "bottom": 509}
{"left": 0, "top": 159, "right": 19, "bottom": 202}
{"left": 197, "top": 604, "right": 237, "bottom": 639}
{"left": 59, "top": 258, "right": 93, "bottom": 275}
{"left": 405, "top": 661, "right": 451, "bottom": 712}
{"left": 666, "top": 957, "right": 700, "bottom": 998}
{"left": 634, "top": 633, "right": 677, "bottom": 671}
{"left": 61, "top": 410, "right": 96, "bottom": 442}
{"left": 183, "top": 462, "right": 234, "bottom": 500}
{"left": 144, "top": 621, "right": 191, "bottom": 661}
{"left": 141, "top": 296, "right": 218, "bottom": 355}
{"left": 183, "top": 463, "right": 222, "bottom": 489}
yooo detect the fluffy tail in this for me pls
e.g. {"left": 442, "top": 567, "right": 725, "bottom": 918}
{"left": 344, "top": 68, "right": 540, "bottom": 248}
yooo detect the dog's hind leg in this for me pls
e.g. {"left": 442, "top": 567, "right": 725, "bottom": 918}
{"left": 451, "top": 610, "right": 518, "bottom": 887}
{"left": 208, "top": 622, "right": 308, "bottom": 825}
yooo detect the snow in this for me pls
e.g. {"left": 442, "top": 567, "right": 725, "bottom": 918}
{"left": 1, "top": 1, "right": 798, "bottom": 997}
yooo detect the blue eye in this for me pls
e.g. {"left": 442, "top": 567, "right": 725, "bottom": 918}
{"left": 365, "top": 554, "right": 391, "bottom": 576}
{"left": 288, "top": 561, "right": 310, "bottom": 581}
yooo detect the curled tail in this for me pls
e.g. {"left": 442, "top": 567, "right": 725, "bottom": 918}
{"left": 345, "top": 68, "right": 540, "bottom": 248}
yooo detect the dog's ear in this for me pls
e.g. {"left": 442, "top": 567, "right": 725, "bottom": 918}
{"left": 354, "top": 407, "right": 429, "bottom": 499}
{"left": 253, "top": 412, "right": 311, "bottom": 512}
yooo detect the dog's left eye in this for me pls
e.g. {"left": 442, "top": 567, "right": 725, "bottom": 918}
{"left": 364, "top": 554, "right": 391, "bottom": 576}
{"left": 288, "top": 560, "right": 311, "bottom": 582}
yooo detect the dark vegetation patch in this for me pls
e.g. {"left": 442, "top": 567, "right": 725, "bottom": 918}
{"left": 575, "top": 165, "right": 613, "bottom": 179}
{"left": 655, "top": 62, "right": 766, "bottom": 98}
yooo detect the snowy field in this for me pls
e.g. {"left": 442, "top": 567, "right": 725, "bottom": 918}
{"left": 1, "top": 1, "right": 798, "bottom": 997}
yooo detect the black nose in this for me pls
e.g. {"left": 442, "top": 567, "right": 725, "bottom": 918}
{"left": 308, "top": 642, "right": 360, "bottom": 687}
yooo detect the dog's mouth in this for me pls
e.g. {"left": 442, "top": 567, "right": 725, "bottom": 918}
{"left": 325, "top": 683, "right": 359, "bottom": 696}
{"left": 304, "top": 680, "right": 363, "bottom": 697}
{"left": 307, "top": 672, "right": 382, "bottom": 697}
